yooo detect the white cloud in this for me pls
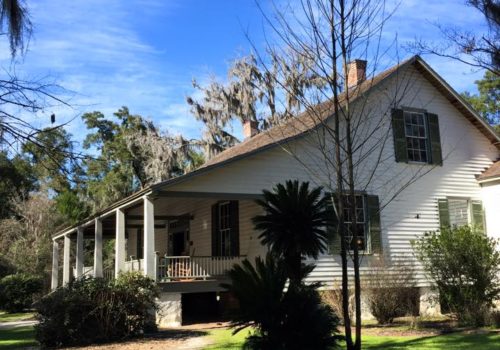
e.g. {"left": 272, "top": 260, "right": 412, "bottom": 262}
{"left": 0, "top": 0, "right": 199, "bottom": 145}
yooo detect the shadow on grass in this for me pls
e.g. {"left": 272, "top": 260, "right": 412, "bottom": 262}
{"left": 145, "top": 329, "right": 208, "bottom": 340}
{"left": 0, "top": 325, "right": 37, "bottom": 349}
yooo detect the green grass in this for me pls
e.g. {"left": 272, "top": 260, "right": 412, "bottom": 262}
{"left": 0, "top": 312, "right": 34, "bottom": 323}
{"left": 0, "top": 326, "right": 37, "bottom": 349}
{"left": 203, "top": 328, "right": 500, "bottom": 349}
{"left": 204, "top": 328, "right": 253, "bottom": 349}
{"left": 362, "top": 333, "right": 500, "bottom": 349}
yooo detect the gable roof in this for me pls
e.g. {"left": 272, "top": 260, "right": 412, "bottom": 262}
{"left": 200, "top": 55, "right": 500, "bottom": 170}
{"left": 477, "top": 160, "right": 500, "bottom": 182}
{"left": 53, "top": 56, "right": 500, "bottom": 237}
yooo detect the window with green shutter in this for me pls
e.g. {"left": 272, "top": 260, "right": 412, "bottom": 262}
{"left": 437, "top": 198, "right": 485, "bottom": 234}
{"left": 392, "top": 108, "right": 443, "bottom": 165}
{"left": 327, "top": 193, "right": 382, "bottom": 254}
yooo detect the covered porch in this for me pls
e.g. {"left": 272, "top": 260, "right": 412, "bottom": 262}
{"left": 50, "top": 190, "right": 265, "bottom": 291}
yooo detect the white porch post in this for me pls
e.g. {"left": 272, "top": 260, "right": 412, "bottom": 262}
{"left": 75, "top": 227, "right": 84, "bottom": 278}
{"left": 143, "top": 196, "right": 156, "bottom": 279}
{"left": 94, "top": 219, "right": 103, "bottom": 278}
{"left": 115, "top": 209, "right": 126, "bottom": 277}
{"left": 51, "top": 240, "right": 59, "bottom": 290}
{"left": 62, "top": 234, "right": 71, "bottom": 285}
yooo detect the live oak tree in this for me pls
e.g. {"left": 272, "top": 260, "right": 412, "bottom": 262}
{"left": 462, "top": 71, "right": 500, "bottom": 134}
{"left": 187, "top": 51, "right": 324, "bottom": 159}
{"left": 82, "top": 107, "right": 200, "bottom": 211}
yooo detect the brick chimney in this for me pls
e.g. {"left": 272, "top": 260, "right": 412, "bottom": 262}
{"left": 346, "top": 59, "right": 367, "bottom": 88}
{"left": 243, "top": 120, "right": 259, "bottom": 139}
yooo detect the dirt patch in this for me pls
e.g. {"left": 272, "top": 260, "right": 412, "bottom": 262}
{"left": 62, "top": 322, "right": 230, "bottom": 350}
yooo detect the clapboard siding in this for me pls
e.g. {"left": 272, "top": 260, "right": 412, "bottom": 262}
{"left": 126, "top": 198, "right": 265, "bottom": 259}
{"left": 481, "top": 180, "right": 500, "bottom": 240}
{"left": 161, "top": 64, "right": 499, "bottom": 287}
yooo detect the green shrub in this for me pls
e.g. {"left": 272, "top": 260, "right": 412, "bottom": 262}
{"left": 413, "top": 225, "right": 500, "bottom": 326}
{"left": 224, "top": 255, "right": 342, "bottom": 350}
{"left": 489, "top": 310, "right": 500, "bottom": 328}
{"left": 35, "top": 272, "right": 158, "bottom": 348}
{"left": 0, "top": 256, "right": 14, "bottom": 278}
{"left": 0, "top": 273, "right": 43, "bottom": 312}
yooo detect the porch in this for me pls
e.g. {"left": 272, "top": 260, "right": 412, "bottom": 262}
{"left": 50, "top": 191, "right": 265, "bottom": 292}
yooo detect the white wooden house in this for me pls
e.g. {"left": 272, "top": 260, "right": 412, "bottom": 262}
{"left": 50, "top": 56, "right": 500, "bottom": 326}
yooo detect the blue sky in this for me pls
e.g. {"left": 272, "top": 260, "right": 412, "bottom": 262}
{"left": 0, "top": 0, "right": 488, "bottom": 143}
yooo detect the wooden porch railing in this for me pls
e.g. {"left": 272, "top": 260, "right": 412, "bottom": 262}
{"left": 124, "top": 258, "right": 144, "bottom": 273}
{"left": 157, "top": 255, "right": 246, "bottom": 282}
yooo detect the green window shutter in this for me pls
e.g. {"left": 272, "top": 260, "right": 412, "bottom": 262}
{"left": 438, "top": 199, "right": 450, "bottom": 229}
{"left": 211, "top": 203, "right": 219, "bottom": 256}
{"left": 426, "top": 113, "right": 443, "bottom": 165}
{"left": 471, "top": 200, "right": 485, "bottom": 234}
{"left": 229, "top": 200, "right": 240, "bottom": 256}
{"left": 367, "top": 195, "right": 382, "bottom": 254}
{"left": 391, "top": 109, "right": 408, "bottom": 163}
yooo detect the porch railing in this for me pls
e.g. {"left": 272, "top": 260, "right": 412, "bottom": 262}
{"left": 125, "top": 258, "right": 144, "bottom": 272}
{"left": 157, "top": 255, "right": 246, "bottom": 282}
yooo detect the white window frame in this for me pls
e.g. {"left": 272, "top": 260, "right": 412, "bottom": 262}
{"left": 343, "top": 194, "right": 370, "bottom": 254}
{"left": 447, "top": 197, "right": 474, "bottom": 227}
{"left": 404, "top": 111, "right": 429, "bottom": 163}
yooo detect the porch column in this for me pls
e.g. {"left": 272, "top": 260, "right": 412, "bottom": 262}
{"left": 51, "top": 240, "right": 59, "bottom": 290}
{"left": 143, "top": 196, "right": 156, "bottom": 279}
{"left": 62, "top": 233, "right": 71, "bottom": 285}
{"left": 115, "top": 209, "right": 126, "bottom": 277}
{"left": 94, "top": 219, "right": 103, "bottom": 278}
{"left": 75, "top": 227, "right": 84, "bottom": 278}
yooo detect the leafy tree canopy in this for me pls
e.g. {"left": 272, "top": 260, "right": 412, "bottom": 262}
{"left": 462, "top": 71, "right": 500, "bottom": 134}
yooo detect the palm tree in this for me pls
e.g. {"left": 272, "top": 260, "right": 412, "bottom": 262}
{"left": 223, "top": 254, "right": 342, "bottom": 350}
{"left": 1, "top": 0, "right": 32, "bottom": 57}
{"left": 252, "top": 180, "right": 331, "bottom": 287}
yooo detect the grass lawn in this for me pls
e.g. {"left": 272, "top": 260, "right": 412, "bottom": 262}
{"left": 203, "top": 328, "right": 500, "bottom": 349}
{"left": 0, "top": 326, "right": 37, "bottom": 349}
{"left": 0, "top": 312, "right": 34, "bottom": 323}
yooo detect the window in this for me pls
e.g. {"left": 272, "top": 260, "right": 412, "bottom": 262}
{"left": 448, "top": 198, "right": 469, "bottom": 226}
{"left": 404, "top": 111, "right": 428, "bottom": 163}
{"left": 328, "top": 194, "right": 382, "bottom": 255}
{"left": 438, "top": 198, "right": 485, "bottom": 233}
{"left": 343, "top": 194, "right": 367, "bottom": 251}
{"left": 212, "top": 201, "right": 240, "bottom": 256}
{"left": 218, "top": 202, "right": 232, "bottom": 256}
{"left": 392, "top": 108, "right": 443, "bottom": 165}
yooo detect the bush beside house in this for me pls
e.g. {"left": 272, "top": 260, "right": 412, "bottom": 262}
{"left": 0, "top": 273, "right": 43, "bottom": 312}
{"left": 413, "top": 225, "right": 500, "bottom": 326}
{"left": 35, "top": 272, "right": 158, "bottom": 348}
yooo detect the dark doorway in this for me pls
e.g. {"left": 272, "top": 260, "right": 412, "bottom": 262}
{"left": 182, "top": 292, "right": 219, "bottom": 325}
{"left": 172, "top": 231, "right": 185, "bottom": 256}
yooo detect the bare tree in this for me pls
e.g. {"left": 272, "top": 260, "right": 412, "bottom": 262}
{"left": 410, "top": 0, "right": 499, "bottom": 75}
{"left": 249, "top": 1, "right": 442, "bottom": 348}
{"left": 0, "top": 193, "right": 62, "bottom": 278}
